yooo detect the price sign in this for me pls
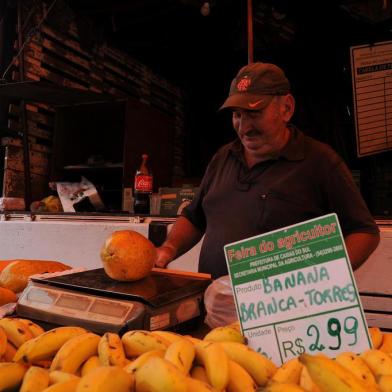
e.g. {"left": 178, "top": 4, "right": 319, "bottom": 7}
{"left": 224, "top": 213, "right": 371, "bottom": 365}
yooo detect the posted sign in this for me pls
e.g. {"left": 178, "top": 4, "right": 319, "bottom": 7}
{"left": 224, "top": 214, "right": 371, "bottom": 365}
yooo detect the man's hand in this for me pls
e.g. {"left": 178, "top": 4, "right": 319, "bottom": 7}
{"left": 154, "top": 244, "right": 177, "bottom": 268}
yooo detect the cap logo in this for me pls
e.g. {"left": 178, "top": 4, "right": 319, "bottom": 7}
{"left": 236, "top": 76, "right": 251, "bottom": 91}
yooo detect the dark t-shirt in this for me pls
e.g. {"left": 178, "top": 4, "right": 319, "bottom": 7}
{"left": 182, "top": 126, "right": 379, "bottom": 279}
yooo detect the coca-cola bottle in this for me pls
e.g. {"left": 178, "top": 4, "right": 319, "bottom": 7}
{"left": 133, "top": 154, "right": 153, "bottom": 214}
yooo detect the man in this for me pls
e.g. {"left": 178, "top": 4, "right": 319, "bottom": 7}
{"left": 155, "top": 62, "right": 380, "bottom": 279}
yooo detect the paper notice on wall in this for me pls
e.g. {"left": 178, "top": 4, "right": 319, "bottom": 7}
{"left": 350, "top": 40, "right": 392, "bottom": 157}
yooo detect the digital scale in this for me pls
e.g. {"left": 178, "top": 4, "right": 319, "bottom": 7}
{"left": 16, "top": 268, "right": 212, "bottom": 335}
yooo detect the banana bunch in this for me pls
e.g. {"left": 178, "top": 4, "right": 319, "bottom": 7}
{"left": 6, "top": 316, "right": 392, "bottom": 392}
{"left": 0, "top": 318, "right": 280, "bottom": 391}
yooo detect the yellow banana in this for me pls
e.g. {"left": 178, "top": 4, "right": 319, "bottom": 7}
{"left": 0, "top": 326, "right": 7, "bottom": 357}
{"left": 2, "top": 341, "right": 17, "bottom": 361}
{"left": 164, "top": 338, "right": 195, "bottom": 374}
{"left": 299, "top": 366, "right": 321, "bottom": 392}
{"left": 186, "top": 376, "right": 219, "bottom": 391}
{"left": 361, "top": 349, "right": 392, "bottom": 377}
{"left": 14, "top": 326, "right": 87, "bottom": 363}
{"left": 41, "top": 378, "right": 80, "bottom": 392}
{"left": 204, "top": 325, "right": 246, "bottom": 344}
{"left": 272, "top": 357, "right": 303, "bottom": 384}
{"left": 50, "top": 333, "right": 100, "bottom": 374}
{"left": 368, "top": 327, "right": 383, "bottom": 349}
{"left": 190, "top": 365, "right": 210, "bottom": 384}
{"left": 335, "top": 351, "right": 378, "bottom": 391}
{"left": 123, "top": 349, "right": 165, "bottom": 374}
{"left": 226, "top": 359, "right": 257, "bottom": 392}
{"left": 0, "top": 362, "right": 28, "bottom": 391}
{"left": 0, "top": 317, "right": 34, "bottom": 347}
{"left": 81, "top": 356, "right": 101, "bottom": 377}
{"left": 220, "top": 341, "right": 277, "bottom": 386}
{"left": 20, "top": 366, "right": 50, "bottom": 392}
{"left": 121, "top": 330, "right": 170, "bottom": 357}
{"left": 16, "top": 318, "right": 45, "bottom": 337}
{"left": 151, "top": 330, "right": 185, "bottom": 344}
{"left": 378, "top": 375, "right": 392, "bottom": 392}
{"left": 134, "top": 356, "right": 188, "bottom": 392}
{"left": 49, "top": 371, "right": 80, "bottom": 384}
{"left": 75, "top": 366, "right": 133, "bottom": 392}
{"left": 184, "top": 335, "right": 204, "bottom": 345}
{"left": 194, "top": 340, "right": 229, "bottom": 390}
{"left": 263, "top": 381, "right": 306, "bottom": 391}
{"left": 380, "top": 334, "right": 392, "bottom": 354}
{"left": 299, "top": 353, "right": 368, "bottom": 392}
{"left": 98, "top": 332, "right": 127, "bottom": 367}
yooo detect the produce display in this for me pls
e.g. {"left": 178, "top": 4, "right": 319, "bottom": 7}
{"left": 0, "top": 260, "right": 71, "bottom": 294}
{"left": 0, "top": 317, "right": 391, "bottom": 392}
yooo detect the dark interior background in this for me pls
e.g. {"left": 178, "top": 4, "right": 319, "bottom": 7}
{"left": 62, "top": 0, "right": 392, "bottom": 175}
{"left": 1, "top": 0, "right": 392, "bottom": 213}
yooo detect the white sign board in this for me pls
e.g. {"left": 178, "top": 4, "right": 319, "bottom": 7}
{"left": 224, "top": 214, "right": 371, "bottom": 366}
{"left": 350, "top": 40, "right": 392, "bottom": 157}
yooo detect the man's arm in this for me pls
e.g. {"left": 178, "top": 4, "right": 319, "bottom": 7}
{"left": 155, "top": 216, "right": 204, "bottom": 268}
{"left": 344, "top": 232, "right": 380, "bottom": 270}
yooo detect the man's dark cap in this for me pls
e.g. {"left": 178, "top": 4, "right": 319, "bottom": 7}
{"left": 220, "top": 62, "right": 291, "bottom": 111}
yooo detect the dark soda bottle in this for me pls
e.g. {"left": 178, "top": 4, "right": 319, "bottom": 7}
{"left": 133, "top": 154, "right": 153, "bottom": 214}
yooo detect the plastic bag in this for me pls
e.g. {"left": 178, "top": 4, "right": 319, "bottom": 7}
{"left": 204, "top": 275, "right": 238, "bottom": 328}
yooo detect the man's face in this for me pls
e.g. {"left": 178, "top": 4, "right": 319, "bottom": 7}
{"left": 232, "top": 95, "right": 294, "bottom": 160}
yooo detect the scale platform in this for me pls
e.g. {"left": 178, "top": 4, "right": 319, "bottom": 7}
{"left": 16, "top": 268, "right": 212, "bottom": 335}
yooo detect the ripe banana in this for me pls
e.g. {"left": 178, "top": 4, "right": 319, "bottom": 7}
{"left": 3, "top": 341, "right": 17, "bottom": 361}
{"left": 20, "top": 366, "right": 50, "bottom": 392}
{"left": 16, "top": 318, "right": 45, "bottom": 337}
{"left": 0, "top": 326, "right": 7, "bottom": 357}
{"left": 0, "top": 362, "right": 28, "bottom": 391}
{"left": 380, "top": 334, "right": 392, "bottom": 354}
{"left": 184, "top": 335, "right": 204, "bottom": 345}
{"left": 220, "top": 341, "right": 277, "bottom": 386}
{"left": 134, "top": 356, "right": 188, "bottom": 392}
{"left": 41, "top": 378, "right": 80, "bottom": 392}
{"left": 299, "top": 366, "right": 321, "bottom": 392}
{"left": 151, "top": 330, "right": 185, "bottom": 344}
{"left": 14, "top": 326, "right": 87, "bottom": 363}
{"left": 190, "top": 365, "right": 210, "bottom": 384}
{"left": 368, "top": 327, "right": 383, "bottom": 349}
{"left": 49, "top": 371, "right": 80, "bottom": 384}
{"left": 75, "top": 366, "right": 133, "bottom": 392}
{"left": 98, "top": 332, "right": 127, "bottom": 367}
{"left": 361, "top": 349, "right": 392, "bottom": 377}
{"left": 263, "top": 381, "right": 306, "bottom": 392}
{"left": 121, "top": 330, "right": 170, "bottom": 357}
{"left": 0, "top": 317, "right": 34, "bottom": 347}
{"left": 50, "top": 332, "right": 100, "bottom": 374}
{"left": 186, "top": 376, "right": 218, "bottom": 392}
{"left": 299, "top": 353, "right": 368, "bottom": 392}
{"left": 164, "top": 338, "right": 195, "bottom": 374}
{"left": 226, "top": 359, "right": 257, "bottom": 392}
{"left": 81, "top": 356, "right": 101, "bottom": 377}
{"left": 272, "top": 357, "right": 303, "bottom": 384}
{"left": 194, "top": 340, "right": 229, "bottom": 390}
{"left": 378, "top": 374, "right": 392, "bottom": 392}
{"left": 203, "top": 325, "right": 246, "bottom": 344}
{"left": 123, "top": 349, "right": 165, "bottom": 374}
{"left": 335, "top": 351, "right": 378, "bottom": 391}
